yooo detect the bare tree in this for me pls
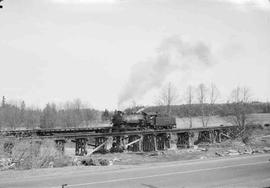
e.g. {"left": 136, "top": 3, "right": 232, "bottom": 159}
{"left": 209, "top": 83, "right": 220, "bottom": 116}
{"left": 19, "top": 101, "right": 26, "bottom": 125}
{"left": 156, "top": 83, "right": 178, "bottom": 115}
{"left": 196, "top": 83, "right": 220, "bottom": 127}
{"left": 210, "top": 83, "right": 220, "bottom": 105}
{"left": 184, "top": 86, "right": 195, "bottom": 128}
{"left": 197, "top": 83, "right": 208, "bottom": 127}
{"left": 40, "top": 103, "right": 57, "bottom": 129}
{"left": 225, "top": 86, "right": 253, "bottom": 128}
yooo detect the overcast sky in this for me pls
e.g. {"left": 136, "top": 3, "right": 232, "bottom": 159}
{"left": 0, "top": 0, "right": 269, "bottom": 110}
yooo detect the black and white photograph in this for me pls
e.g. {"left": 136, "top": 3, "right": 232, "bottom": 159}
{"left": 0, "top": 0, "right": 270, "bottom": 187}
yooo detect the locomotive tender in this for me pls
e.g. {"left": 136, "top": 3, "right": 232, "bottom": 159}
{"left": 111, "top": 110, "right": 176, "bottom": 131}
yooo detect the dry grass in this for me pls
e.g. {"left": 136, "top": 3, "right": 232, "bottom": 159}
{"left": 0, "top": 138, "right": 13, "bottom": 158}
{"left": 0, "top": 139, "right": 72, "bottom": 170}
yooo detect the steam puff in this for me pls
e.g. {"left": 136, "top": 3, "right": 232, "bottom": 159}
{"left": 118, "top": 36, "right": 214, "bottom": 105}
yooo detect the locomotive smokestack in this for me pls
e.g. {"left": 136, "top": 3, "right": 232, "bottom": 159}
{"left": 118, "top": 36, "right": 215, "bottom": 105}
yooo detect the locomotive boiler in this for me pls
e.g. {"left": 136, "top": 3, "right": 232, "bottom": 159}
{"left": 111, "top": 110, "right": 176, "bottom": 131}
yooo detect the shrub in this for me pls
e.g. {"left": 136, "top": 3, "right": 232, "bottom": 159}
{"left": 11, "top": 139, "right": 71, "bottom": 169}
{"left": 0, "top": 138, "right": 15, "bottom": 158}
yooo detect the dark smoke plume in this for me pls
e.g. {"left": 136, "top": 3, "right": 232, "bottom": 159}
{"left": 118, "top": 36, "right": 214, "bottom": 106}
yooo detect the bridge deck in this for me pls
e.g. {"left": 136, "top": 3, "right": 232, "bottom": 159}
{"left": 0, "top": 125, "right": 237, "bottom": 139}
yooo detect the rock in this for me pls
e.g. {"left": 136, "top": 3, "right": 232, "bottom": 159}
{"left": 81, "top": 158, "right": 94, "bottom": 166}
{"left": 228, "top": 149, "right": 240, "bottom": 156}
{"left": 215, "top": 152, "right": 224, "bottom": 157}
{"left": 98, "top": 159, "right": 111, "bottom": 166}
{"left": 254, "top": 149, "right": 264, "bottom": 153}
{"left": 72, "top": 156, "right": 82, "bottom": 166}
{"left": 263, "top": 147, "right": 270, "bottom": 152}
{"left": 243, "top": 150, "right": 253, "bottom": 155}
{"left": 159, "top": 151, "right": 166, "bottom": 155}
{"left": 193, "top": 145, "right": 198, "bottom": 150}
{"left": 198, "top": 148, "right": 207, "bottom": 152}
{"left": 228, "top": 149, "right": 238, "bottom": 153}
{"left": 262, "top": 135, "right": 270, "bottom": 139}
{"left": 148, "top": 152, "right": 159, "bottom": 156}
{"left": 80, "top": 157, "right": 112, "bottom": 166}
{"left": 112, "top": 157, "right": 121, "bottom": 162}
{"left": 187, "top": 149, "right": 197, "bottom": 153}
{"left": 228, "top": 152, "right": 240, "bottom": 156}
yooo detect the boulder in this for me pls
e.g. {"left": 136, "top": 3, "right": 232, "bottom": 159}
{"left": 228, "top": 149, "right": 240, "bottom": 156}
{"left": 215, "top": 152, "right": 224, "bottom": 157}
{"left": 228, "top": 149, "right": 238, "bottom": 153}
{"left": 72, "top": 156, "right": 82, "bottom": 166}
{"left": 228, "top": 152, "right": 240, "bottom": 156}
{"left": 198, "top": 147, "right": 207, "bottom": 152}
{"left": 98, "top": 159, "right": 111, "bottom": 166}
{"left": 263, "top": 147, "right": 270, "bottom": 152}
{"left": 80, "top": 157, "right": 112, "bottom": 166}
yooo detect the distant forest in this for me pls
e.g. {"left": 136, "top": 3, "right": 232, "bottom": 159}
{"left": 143, "top": 102, "right": 270, "bottom": 117}
{"left": 0, "top": 95, "right": 270, "bottom": 130}
{"left": 0, "top": 97, "right": 102, "bottom": 130}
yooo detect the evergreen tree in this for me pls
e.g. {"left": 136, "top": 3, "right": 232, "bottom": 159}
{"left": 101, "top": 109, "right": 110, "bottom": 121}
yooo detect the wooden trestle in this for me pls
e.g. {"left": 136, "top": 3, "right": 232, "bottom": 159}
{"left": 1, "top": 126, "right": 237, "bottom": 156}
{"left": 53, "top": 126, "right": 235, "bottom": 155}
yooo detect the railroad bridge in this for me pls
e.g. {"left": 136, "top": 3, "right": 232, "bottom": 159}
{"left": 0, "top": 125, "right": 239, "bottom": 156}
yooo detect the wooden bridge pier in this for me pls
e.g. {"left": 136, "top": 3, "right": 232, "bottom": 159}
{"left": 156, "top": 133, "right": 170, "bottom": 150}
{"left": 142, "top": 134, "right": 156, "bottom": 152}
{"left": 75, "top": 138, "right": 87, "bottom": 156}
{"left": 217, "top": 130, "right": 222, "bottom": 143}
{"left": 104, "top": 136, "right": 113, "bottom": 151}
{"left": 177, "top": 132, "right": 190, "bottom": 148}
{"left": 212, "top": 130, "right": 221, "bottom": 143}
{"left": 169, "top": 133, "right": 178, "bottom": 150}
{"left": 220, "top": 129, "right": 232, "bottom": 142}
{"left": 109, "top": 135, "right": 128, "bottom": 152}
{"left": 55, "top": 139, "right": 66, "bottom": 153}
{"left": 127, "top": 135, "right": 141, "bottom": 151}
{"left": 188, "top": 131, "right": 200, "bottom": 147}
{"left": 94, "top": 137, "right": 108, "bottom": 153}
{"left": 198, "top": 131, "right": 211, "bottom": 143}
{"left": 125, "top": 132, "right": 175, "bottom": 152}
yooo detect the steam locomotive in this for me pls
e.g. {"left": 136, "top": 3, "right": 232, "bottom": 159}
{"left": 111, "top": 110, "right": 176, "bottom": 131}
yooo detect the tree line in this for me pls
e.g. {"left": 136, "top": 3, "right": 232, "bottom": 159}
{"left": 0, "top": 97, "right": 102, "bottom": 130}
{"left": 1, "top": 84, "right": 270, "bottom": 130}
{"left": 137, "top": 83, "right": 270, "bottom": 128}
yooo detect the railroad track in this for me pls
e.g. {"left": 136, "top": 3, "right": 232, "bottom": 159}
{"left": 0, "top": 125, "right": 237, "bottom": 139}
